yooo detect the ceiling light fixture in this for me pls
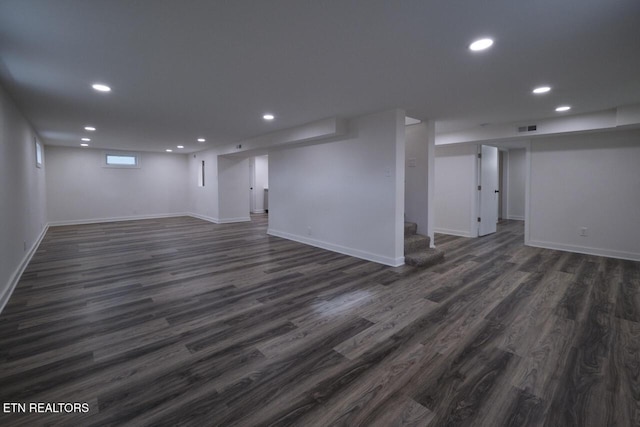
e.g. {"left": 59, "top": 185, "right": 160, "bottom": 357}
{"left": 80, "top": 143, "right": 89, "bottom": 147}
{"left": 84, "top": 126, "right": 96, "bottom": 131}
{"left": 166, "top": 149, "right": 173, "bottom": 152}
{"left": 555, "top": 105, "right": 571, "bottom": 112}
{"left": 533, "top": 86, "right": 551, "bottom": 94}
{"left": 263, "top": 114, "right": 275, "bottom": 120}
{"left": 91, "top": 83, "right": 111, "bottom": 92}
{"left": 197, "top": 138, "right": 205, "bottom": 142}
{"left": 469, "top": 38, "right": 494, "bottom": 51}
{"left": 177, "top": 145, "right": 184, "bottom": 149}
{"left": 81, "top": 137, "right": 91, "bottom": 141}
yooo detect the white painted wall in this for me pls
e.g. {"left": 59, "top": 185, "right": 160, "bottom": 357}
{"left": 405, "top": 122, "right": 428, "bottom": 236}
{"left": 45, "top": 146, "right": 189, "bottom": 224}
{"left": 218, "top": 156, "right": 250, "bottom": 222}
{"left": 188, "top": 117, "right": 348, "bottom": 225}
{"left": 188, "top": 149, "right": 219, "bottom": 222}
{"left": 268, "top": 109, "right": 406, "bottom": 266}
{"left": 434, "top": 143, "right": 478, "bottom": 237}
{"left": 253, "top": 155, "right": 269, "bottom": 213}
{"left": 216, "top": 117, "right": 346, "bottom": 157}
{"left": 528, "top": 129, "right": 640, "bottom": 261}
{"left": 507, "top": 148, "right": 526, "bottom": 220}
{"left": 0, "top": 84, "right": 48, "bottom": 311}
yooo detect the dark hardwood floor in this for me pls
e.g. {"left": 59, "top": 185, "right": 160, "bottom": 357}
{"left": 0, "top": 215, "right": 638, "bottom": 426}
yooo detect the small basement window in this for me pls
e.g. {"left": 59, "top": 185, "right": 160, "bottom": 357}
{"left": 104, "top": 152, "right": 140, "bottom": 168}
{"left": 198, "top": 160, "right": 205, "bottom": 187}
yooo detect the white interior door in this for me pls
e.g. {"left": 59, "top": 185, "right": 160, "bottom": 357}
{"left": 479, "top": 145, "right": 499, "bottom": 236}
{"left": 249, "top": 158, "right": 256, "bottom": 213}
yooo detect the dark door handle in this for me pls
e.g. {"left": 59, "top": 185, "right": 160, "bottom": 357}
{"left": 494, "top": 190, "right": 500, "bottom": 193}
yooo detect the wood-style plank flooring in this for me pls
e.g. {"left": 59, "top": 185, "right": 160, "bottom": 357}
{"left": 0, "top": 215, "right": 638, "bottom": 426}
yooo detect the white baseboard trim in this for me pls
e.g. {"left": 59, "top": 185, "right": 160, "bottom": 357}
{"left": 527, "top": 239, "right": 640, "bottom": 262}
{"left": 48, "top": 213, "right": 190, "bottom": 227}
{"left": 217, "top": 217, "right": 251, "bottom": 224}
{"left": 434, "top": 227, "right": 474, "bottom": 238}
{"left": 188, "top": 214, "right": 252, "bottom": 224}
{"left": 251, "top": 209, "right": 266, "bottom": 214}
{"left": 187, "top": 212, "right": 220, "bottom": 224}
{"left": 267, "top": 228, "right": 404, "bottom": 267}
{"left": 0, "top": 224, "right": 49, "bottom": 314}
{"left": 187, "top": 213, "right": 251, "bottom": 224}
{"left": 507, "top": 215, "right": 525, "bottom": 221}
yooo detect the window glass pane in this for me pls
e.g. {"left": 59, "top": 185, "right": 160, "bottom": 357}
{"left": 198, "top": 160, "right": 205, "bottom": 186}
{"left": 106, "top": 155, "right": 137, "bottom": 166}
{"left": 35, "top": 141, "right": 43, "bottom": 167}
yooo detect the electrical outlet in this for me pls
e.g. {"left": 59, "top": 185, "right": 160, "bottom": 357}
{"left": 580, "top": 227, "right": 588, "bottom": 237}
{"left": 23, "top": 241, "right": 27, "bottom": 251}
{"left": 307, "top": 226, "right": 312, "bottom": 236}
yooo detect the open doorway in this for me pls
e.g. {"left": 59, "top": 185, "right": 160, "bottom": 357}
{"left": 504, "top": 148, "right": 526, "bottom": 221}
{"left": 492, "top": 144, "right": 527, "bottom": 243}
{"left": 434, "top": 141, "right": 527, "bottom": 241}
{"left": 478, "top": 144, "right": 527, "bottom": 238}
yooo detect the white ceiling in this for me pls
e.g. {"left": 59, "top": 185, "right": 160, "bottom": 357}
{"left": 1, "top": 0, "right": 639, "bottom": 153}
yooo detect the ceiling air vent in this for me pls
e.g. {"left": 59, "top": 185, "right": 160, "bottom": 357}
{"left": 517, "top": 125, "right": 538, "bottom": 133}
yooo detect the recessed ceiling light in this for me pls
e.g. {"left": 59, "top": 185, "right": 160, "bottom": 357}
{"left": 177, "top": 145, "right": 184, "bottom": 149}
{"left": 555, "top": 105, "right": 571, "bottom": 112}
{"left": 80, "top": 143, "right": 89, "bottom": 147}
{"left": 84, "top": 126, "right": 96, "bottom": 131}
{"left": 81, "top": 137, "right": 91, "bottom": 141}
{"left": 469, "top": 38, "right": 494, "bottom": 51}
{"left": 533, "top": 86, "right": 551, "bottom": 94}
{"left": 165, "top": 149, "right": 173, "bottom": 152}
{"left": 263, "top": 114, "right": 275, "bottom": 121}
{"left": 197, "top": 138, "right": 206, "bottom": 142}
{"left": 91, "top": 83, "right": 111, "bottom": 92}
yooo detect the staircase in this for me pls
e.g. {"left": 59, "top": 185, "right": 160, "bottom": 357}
{"left": 404, "top": 222, "right": 445, "bottom": 267}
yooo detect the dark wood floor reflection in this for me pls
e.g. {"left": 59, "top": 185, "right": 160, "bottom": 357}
{"left": 0, "top": 215, "right": 638, "bottom": 426}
